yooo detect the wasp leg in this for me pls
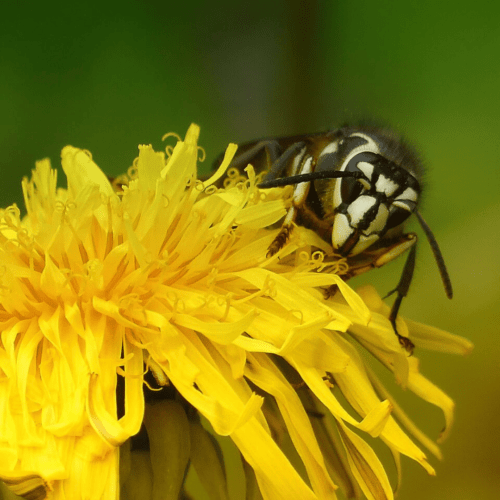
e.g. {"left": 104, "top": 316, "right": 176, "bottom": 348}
{"left": 327, "top": 233, "right": 417, "bottom": 284}
{"left": 384, "top": 242, "right": 417, "bottom": 353}
{"left": 265, "top": 143, "right": 310, "bottom": 256}
{"left": 326, "top": 234, "right": 418, "bottom": 352}
{"left": 368, "top": 234, "right": 418, "bottom": 352}
{"left": 226, "top": 139, "right": 283, "bottom": 172}
{"left": 267, "top": 206, "right": 297, "bottom": 256}
{"left": 262, "top": 141, "right": 306, "bottom": 182}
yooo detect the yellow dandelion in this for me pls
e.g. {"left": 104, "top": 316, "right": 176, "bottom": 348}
{"left": 0, "top": 124, "right": 472, "bottom": 500}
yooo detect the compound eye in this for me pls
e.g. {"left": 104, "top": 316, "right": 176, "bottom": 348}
{"left": 341, "top": 176, "right": 371, "bottom": 204}
{"left": 386, "top": 205, "right": 411, "bottom": 230}
{"left": 340, "top": 153, "right": 376, "bottom": 204}
{"left": 341, "top": 177, "right": 364, "bottom": 203}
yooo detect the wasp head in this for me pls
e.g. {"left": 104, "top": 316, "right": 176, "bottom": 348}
{"left": 332, "top": 151, "right": 420, "bottom": 256}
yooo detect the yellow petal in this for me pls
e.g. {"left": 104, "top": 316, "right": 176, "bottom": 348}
{"left": 245, "top": 353, "right": 338, "bottom": 499}
{"left": 337, "top": 421, "right": 393, "bottom": 500}
{"left": 406, "top": 318, "right": 474, "bottom": 354}
{"left": 61, "top": 146, "right": 115, "bottom": 197}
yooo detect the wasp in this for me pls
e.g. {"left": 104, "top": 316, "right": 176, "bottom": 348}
{"left": 213, "top": 126, "right": 453, "bottom": 352}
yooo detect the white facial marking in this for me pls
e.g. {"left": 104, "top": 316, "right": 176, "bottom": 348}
{"left": 347, "top": 195, "right": 376, "bottom": 226}
{"left": 317, "top": 141, "right": 339, "bottom": 161}
{"left": 332, "top": 214, "right": 352, "bottom": 249}
{"left": 359, "top": 178, "right": 371, "bottom": 190}
{"left": 364, "top": 204, "right": 389, "bottom": 234}
{"left": 333, "top": 180, "right": 342, "bottom": 210}
{"left": 350, "top": 234, "right": 380, "bottom": 255}
{"left": 334, "top": 132, "right": 381, "bottom": 210}
{"left": 393, "top": 200, "right": 413, "bottom": 212}
{"left": 356, "top": 161, "right": 374, "bottom": 180}
{"left": 396, "top": 187, "right": 418, "bottom": 203}
{"left": 375, "top": 174, "right": 398, "bottom": 196}
{"left": 348, "top": 133, "right": 381, "bottom": 157}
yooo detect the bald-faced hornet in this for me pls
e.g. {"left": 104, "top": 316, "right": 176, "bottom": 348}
{"left": 214, "top": 126, "right": 453, "bottom": 352}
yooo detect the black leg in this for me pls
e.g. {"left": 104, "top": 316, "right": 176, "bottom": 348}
{"left": 261, "top": 141, "right": 308, "bottom": 256}
{"left": 226, "top": 140, "right": 283, "bottom": 172}
{"left": 262, "top": 141, "right": 306, "bottom": 182}
{"left": 384, "top": 243, "right": 417, "bottom": 353}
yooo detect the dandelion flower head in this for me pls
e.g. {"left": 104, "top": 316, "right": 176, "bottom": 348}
{"left": 0, "top": 124, "right": 472, "bottom": 500}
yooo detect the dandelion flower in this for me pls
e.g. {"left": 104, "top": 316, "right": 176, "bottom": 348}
{"left": 0, "top": 124, "right": 472, "bottom": 500}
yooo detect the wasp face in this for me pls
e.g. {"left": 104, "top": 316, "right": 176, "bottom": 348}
{"left": 332, "top": 150, "right": 420, "bottom": 256}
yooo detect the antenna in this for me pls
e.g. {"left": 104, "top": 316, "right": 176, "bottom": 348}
{"left": 258, "top": 170, "right": 364, "bottom": 188}
{"left": 415, "top": 210, "right": 453, "bottom": 299}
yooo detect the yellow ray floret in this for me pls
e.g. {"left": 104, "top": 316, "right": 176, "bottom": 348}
{"left": 0, "top": 124, "right": 472, "bottom": 500}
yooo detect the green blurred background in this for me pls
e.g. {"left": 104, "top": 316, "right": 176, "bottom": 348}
{"left": 1, "top": 1, "right": 498, "bottom": 498}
